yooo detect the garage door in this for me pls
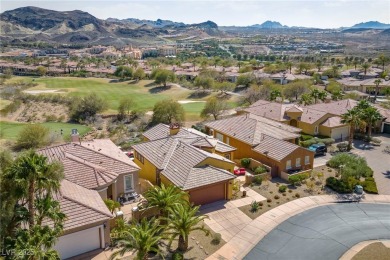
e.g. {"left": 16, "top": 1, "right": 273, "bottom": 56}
{"left": 331, "top": 126, "right": 349, "bottom": 142}
{"left": 384, "top": 123, "right": 390, "bottom": 134}
{"left": 54, "top": 226, "right": 101, "bottom": 259}
{"left": 189, "top": 182, "right": 226, "bottom": 206}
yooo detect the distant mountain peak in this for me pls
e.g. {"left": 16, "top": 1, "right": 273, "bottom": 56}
{"left": 251, "top": 20, "right": 287, "bottom": 29}
{"left": 351, "top": 21, "right": 390, "bottom": 29}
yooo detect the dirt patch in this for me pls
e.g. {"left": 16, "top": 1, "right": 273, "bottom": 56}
{"left": 240, "top": 166, "right": 337, "bottom": 219}
{"left": 352, "top": 242, "right": 390, "bottom": 260}
{"left": 16, "top": 101, "right": 69, "bottom": 123}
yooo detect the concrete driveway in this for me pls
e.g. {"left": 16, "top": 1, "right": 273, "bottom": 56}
{"left": 245, "top": 203, "right": 390, "bottom": 260}
{"left": 313, "top": 153, "right": 332, "bottom": 168}
{"left": 351, "top": 134, "right": 390, "bottom": 195}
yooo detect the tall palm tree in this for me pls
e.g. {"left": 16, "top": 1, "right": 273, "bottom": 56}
{"left": 361, "top": 63, "right": 370, "bottom": 79}
{"left": 377, "top": 54, "right": 389, "bottom": 71}
{"left": 362, "top": 106, "right": 382, "bottom": 138}
{"left": 356, "top": 100, "right": 371, "bottom": 110}
{"left": 341, "top": 108, "right": 362, "bottom": 150}
{"left": 166, "top": 204, "right": 209, "bottom": 251}
{"left": 110, "top": 218, "right": 164, "bottom": 260}
{"left": 144, "top": 184, "right": 188, "bottom": 218}
{"left": 310, "top": 88, "right": 327, "bottom": 104}
{"left": 7, "top": 150, "right": 63, "bottom": 228}
{"left": 299, "top": 93, "right": 313, "bottom": 106}
{"left": 374, "top": 79, "right": 382, "bottom": 100}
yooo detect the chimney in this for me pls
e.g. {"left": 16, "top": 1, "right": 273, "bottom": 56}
{"left": 169, "top": 123, "right": 180, "bottom": 136}
{"left": 70, "top": 129, "right": 80, "bottom": 144}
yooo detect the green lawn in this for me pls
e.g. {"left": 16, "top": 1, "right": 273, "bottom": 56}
{"left": 8, "top": 77, "right": 239, "bottom": 121}
{"left": 0, "top": 121, "right": 91, "bottom": 140}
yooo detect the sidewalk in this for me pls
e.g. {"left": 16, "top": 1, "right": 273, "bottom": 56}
{"left": 207, "top": 194, "right": 390, "bottom": 260}
{"left": 200, "top": 186, "right": 266, "bottom": 242}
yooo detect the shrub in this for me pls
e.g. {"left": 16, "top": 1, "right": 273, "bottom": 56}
{"left": 172, "top": 252, "right": 184, "bottom": 260}
{"left": 295, "top": 193, "right": 301, "bottom": 198}
{"left": 267, "top": 198, "right": 272, "bottom": 203}
{"left": 250, "top": 201, "right": 260, "bottom": 213}
{"left": 361, "top": 180, "right": 378, "bottom": 194}
{"left": 288, "top": 189, "right": 292, "bottom": 193}
{"left": 365, "top": 177, "right": 375, "bottom": 182}
{"left": 282, "top": 193, "right": 286, "bottom": 196}
{"left": 253, "top": 175, "right": 262, "bottom": 185}
{"left": 288, "top": 173, "right": 309, "bottom": 186}
{"left": 211, "top": 233, "right": 222, "bottom": 245}
{"left": 326, "top": 177, "right": 352, "bottom": 193}
{"left": 300, "top": 139, "right": 318, "bottom": 147}
{"left": 371, "top": 137, "right": 382, "bottom": 145}
{"left": 259, "top": 202, "right": 263, "bottom": 206}
{"left": 274, "top": 195, "right": 280, "bottom": 200}
{"left": 279, "top": 185, "right": 287, "bottom": 193}
{"left": 16, "top": 124, "right": 50, "bottom": 150}
{"left": 301, "top": 134, "right": 314, "bottom": 141}
{"left": 336, "top": 142, "right": 348, "bottom": 152}
{"left": 327, "top": 153, "right": 373, "bottom": 179}
{"left": 241, "top": 158, "right": 251, "bottom": 168}
{"left": 321, "top": 138, "right": 335, "bottom": 146}
{"left": 254, "top": 166, "right": 267, "bottom": 174}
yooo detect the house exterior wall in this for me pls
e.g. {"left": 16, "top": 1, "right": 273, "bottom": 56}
{"left": 210, "top": 129, "right": 256, "bottom": 159}
{"left": 133, "top": 152, "right": 158, "bottom": 185}
{"left": 215, "top": 150, "right": 234, "bottom": 161}
{"left": 116, "top": 172, "right": 140, "bottom": 196}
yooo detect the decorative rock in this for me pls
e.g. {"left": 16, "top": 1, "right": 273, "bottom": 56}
{"left": 200, "top": 246, "right": 203, "bottom": 249}
{"left": 196, "top": 241, "right": 199, "bottom": 245}
{"left": 191, "top": 237, "right": 195, "bottom": 240}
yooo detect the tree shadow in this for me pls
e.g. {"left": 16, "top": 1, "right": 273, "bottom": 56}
{"left": 187, "top": 91, "right": 211, "bottom": 99}
{"left": 109, "top": 79, "right": 120, "bottom": 83}
{"left": 128, "top": 80, "right": 138, "bottom": 85}
{"left": 383, "top": 170, "right": 390, "bottom": 179}
{"left": 148, "top": 85, "right": 171, "bottom": 94}
{"left": 144, "top": 82, "right": 156, "bottom": 87}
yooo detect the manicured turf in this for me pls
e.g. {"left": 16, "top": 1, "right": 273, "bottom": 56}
{"left": 0, "top": 121, "right": 91, "bottom": 140}
{"left": 10, "top": 76, "right": 239, "bottom": 121}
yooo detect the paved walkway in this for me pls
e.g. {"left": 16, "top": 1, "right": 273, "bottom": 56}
{"left": 207, "top": 194, "right": 390, "bottom": 260}
{"left": 200, "top": 186, "right": 266, "bottom": 242}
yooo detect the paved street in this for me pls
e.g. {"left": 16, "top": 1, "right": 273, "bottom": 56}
{"left": 351, "top": 134, "right": 390, "bottom": 195}
{"left": 245, "top": 203, "right": 390, "bottom": 260}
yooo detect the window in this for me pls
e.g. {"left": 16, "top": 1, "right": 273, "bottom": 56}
{"left": 314, "top": 126, "right": 319, "bottom": 135}
{"left": 224, "top": 153, "right": 231, "bottom": 159}
{"left": 216, "top": 132, "right": 223, "bottom": 142}
{"left": 124, "top": 174, "right": 133, "bottom": 192}
{"left": 226, "top": 137, "right": 230, "bottom": 145}
{"left": 136, "top": 151, "right": 144, "bottom": 164}
{"left": 296, "top": 158, "right": 301, "bottom": 167}
{"left": 286, "top": 160, "right": 292, "bottom": 170}
{"left": 305, "top": 156, "right": 310, "bottom": 165}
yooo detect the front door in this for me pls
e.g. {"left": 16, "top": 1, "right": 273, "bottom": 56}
{"left": 290, "top": 119, "right": 298, "bottom": 127}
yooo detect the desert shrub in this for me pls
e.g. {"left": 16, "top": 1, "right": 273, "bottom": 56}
{"left": 321, "top": 138, "right": 335, "bottom": 146}
{"left": 295, "top": 193, "right": 301, "bottom": 198}
{"left": 250, "top": 201, "right": 260, "bottom": 213}
{"left": 44, "top": 114, "right": 58, "bottom": 122}
{"left": 326, "top": 177, "right": 352, "bottom": 193}
{"left": 259, "top": 202, "right": 263, "bottom": 206}
{"left": 274, "top": 195, "right": 280, "bottom": 200}
{"left": 16, "top": 124, "right": 50, "bottom": 150}
{"left": 300, "top": 134, "right": 314, "bottom": 141}
{"left": 241, "top": 158, "right": 251, "bottom": 168}
{"left": 288, "top": 172, "right": 309, "bottom": 186}
{"left": 211, "top": 233, "right": 222, "bottom": 245}
{"left": 336, "top": 142, "right": 348, "bottom": 152}
{"left": 278, "top": 185, "right": 287, "bottom": 193}
{"left": 0, "top": 100, "right": 22, "bottom": 116}
{"left": 327, "top": 153, "right": 373, "bottom": 179}
{"left": 253, "top": 175, "right": 262, "bottom": 185}
{"left": 172, "top": 252, "right": 184, "bottom": 260}
{"left": 361, "top": 179, "right": 378, "bottom": 194}
{"left": 254, "top": 165, "right": 267, "bottom": 174}
{"left": 282, "top": 193, "right": 287, "bottom": 196}
{"left": 266, "top": 198, "right": 272, "bottom": 203}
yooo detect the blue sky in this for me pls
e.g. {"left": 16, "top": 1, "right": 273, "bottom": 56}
{"left": 1, "top": 0, "right": 390, "bottom": 28}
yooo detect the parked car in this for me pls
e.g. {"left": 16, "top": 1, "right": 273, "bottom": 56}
{"left": 123, "top": 151, "right": 134, "bottom": 159}
{"left": 234, "top": 168, "right": 246, "bottom": 175}
{"left": 308, "top": 143, "right": 327, "bottom": 156}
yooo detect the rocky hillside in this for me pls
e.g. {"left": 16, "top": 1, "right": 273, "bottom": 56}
{"left": 0, "top": 6, "right": 222, "bottom": 46}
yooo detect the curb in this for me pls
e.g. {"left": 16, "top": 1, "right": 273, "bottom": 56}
{"left": 207, "top": 194, "right": 390, "bottom": 260}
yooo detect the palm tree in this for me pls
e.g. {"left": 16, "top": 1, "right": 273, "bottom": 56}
{"left": 362, "top": 106, "right": 382, "bottom": 138}
{"left": 286, "top": 61, "right": 293, "bottom": 74}
{"left": 7, "top": 150, "right": 63, "bottom": 228}
{"left": 315, "top": 60, "right": 322, "bottom": 72}
{"left": 143, "top": 184, "right": 188, "bottom": 218}
{"left": 331, "top": 90, "right": 343, "bottom": 101}
{"left": 341, "top": 108, "right": 362, "bottom": 150}
{"left": 331, "top": 65, "right": 339, "bottom": 78}
{"left": 104, "top": 199, "right": 121, "bottom": 214}
{"left": 110, "top": 218, "right": 164, "bottom": 260}
{"left": 356, "top": 100, "right": 371, "bottom": 110}
{"left": 361, "top": 63, "right": 370, "bottom": 79}
{"left": 377, "top": 54, "right": 389, "bottom": 71}
{"left": 352, "top": 60, "right": 359, "bottom": 70}
{"left": 374, "top": 79, "right": 382, "bottom": 100}
{"left": 166, "top": 204, "right": 209, "bottom": 251}
{"left": 310, "top": 89, "right": 327, "bottom": 104}
{"left": 269, "top": 89, "right": 282, "bottom": 102}
{"left": 299, "top": 93, "right": 313, "bottom": 105}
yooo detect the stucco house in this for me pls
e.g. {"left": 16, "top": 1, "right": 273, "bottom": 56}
{"left": 132, "top": 124, "right": 236, "bottom": 205}
{"left": 38, "top": 138, "right": 140, "bottom": 259}
{"left": 204, "top": 114, "right": 314, "bottom": 177}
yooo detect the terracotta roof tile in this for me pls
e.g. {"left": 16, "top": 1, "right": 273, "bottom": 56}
{"left": 321, "top": 116, "right": 345, "bottom": 128}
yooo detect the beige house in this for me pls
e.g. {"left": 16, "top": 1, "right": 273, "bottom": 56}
{"left": 133, "top": 124, "right": 236, "bottom": 205}
{"left": 39, "top": 138, "right": 140, "bottom": 259}
{"left": 205, "top": 115, "right": 314, "bottom": 177}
